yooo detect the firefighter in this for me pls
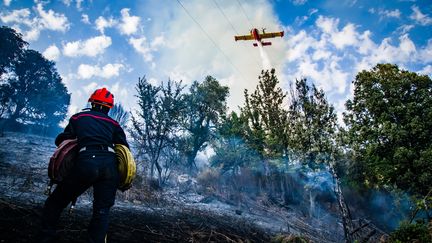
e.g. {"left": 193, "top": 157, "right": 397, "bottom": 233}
{"left": 40, "top": 88, "right": 129, "bottom": 243}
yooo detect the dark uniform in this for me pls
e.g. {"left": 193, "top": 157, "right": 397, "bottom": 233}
{"left": 41, "top": 109, "right": 129, "bottom": 243}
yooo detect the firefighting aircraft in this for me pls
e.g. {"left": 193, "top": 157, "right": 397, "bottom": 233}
{"left": 234, "top": 28, "right": 284, "bottom": 47}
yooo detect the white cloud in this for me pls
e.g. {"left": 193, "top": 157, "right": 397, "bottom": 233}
{"left": 24, "top": 27, "right": 40, "bottom": 41}
{"left": 129, "top": 36, "right": 153, "bottom": 62}
{"left": 77, "top": 63, "right": 124, "bottom": 79}
{"left": 149, "top": 1, "right": 287, "bottom": 110}
{"left": 3, "top": 0, "right": 12, "bottom": 6}
{"left": 316, "top": 16, "right": 358, "bottom": 49}
{"left": 316, "top": 15, "right": 338, "bottom": 33}
{"left": 356, "top": 30, "right": 376, "bottom": 55}
{"left": 95, "top": 16, "right": 116, "bottom": 34}
{"left": 83, "top": 82, "right": 98, "bottom": 94}
{"left": 118, "top": 8, "right": 140, "bottom": 35}
{"left": 418, "top": 65, "right": 432, "bottom": 76}
{"left": 62, "top": 0, "right": 72, "bottom": 7}
{"left": 286, "top": 30, "right": 318, "bottom": 62}
{"left": 0, "top": 8, "right": 33, "bottom": 26}
{"left": 295, "top": 8, "right": 318, "bottom": 26}
{"left": 283, "top": 14, "right": 431, "bottom": 107}
{"left": 396, "top": 24, "right": 415, "bottom": 35}
{"left": 62, "top": 0, "right": 83, "bottom": 10}
{"left": 129, "top": 35, "right": 164, "bottom": 63}
{"left": 0, "top": 8, "right": 40, "bottom": 40}
{"left": 36, "top": 3, "right": 70, "bottom": 32}
{"left": 309, "top": 9, "right": 318, "bottom": 15}
{"left": 370, "top": 8, "right": 401, "bottom": 19}
{"left": 63, "top": 35, "right": 112, "bottom": 57}
{"left": 76, "top": 0, "right": 83, "bottom": 10}
{"left": 43, "top": 44, "right": 61, "bottom": 61}
{"left": 419, "top": 39, "right": 432, "bottom": 63}
{"left": 410, "top": 6, "right": 432, "bottom": 25}
{"left": 291, "top": 0, "right": 307, "bottom": 5}
{"left": 381, "top": 9, "right": 401, "bottom": 18}
{"left": 331, "top": 23, "right": 358, "bottom": 49}
{"left": 294, "top": 55, "right": 349, "bottom": 94}
{"left": 108, "top": 82, "right": 129, "bottom": 106}
{"left": 81, "top": 14, "right": 90, "bottom": 24}
{"left": 0, "top": 4, "right": 69, "bottom": 41}
{"left": 361, "top": 34, "right": 416, "bottom": 67}
{"left": 151, "top": 35, "right": 165, "bottom": 48}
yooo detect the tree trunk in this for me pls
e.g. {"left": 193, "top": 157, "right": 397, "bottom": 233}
{"left": 329, "top": 164, "right": 353, "bottom": 243}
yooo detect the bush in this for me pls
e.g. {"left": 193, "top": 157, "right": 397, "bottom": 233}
{"left": 196, "top": 168, "right": 220, "bottom": 194}
{"left": 389, "top": 221, "right": 431, "bottom": 243}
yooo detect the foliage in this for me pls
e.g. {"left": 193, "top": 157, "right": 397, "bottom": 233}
{"left": 343, "top": 63, "right": 432, "bottom": 197}
{"left": 388, "top": 221, "right": 432, "bottom": 243}
{"left": 0, "top": 49, "right": 69, "bottom": 130}
{"left": 0, "top": 26, "right": 27, "bottom": 75}
{"left": 212, "top": 112, "right": 260, "bottom": 173}
{"left": 241, "top": 69, "right": 289, "bottom": 159}
{"left": 109, "top": 103, "right": 130, "bottom": 128}
{"left": 218, "top": 111, "right": 246, "bottom": 138}
{"left": 211, "top": 137, "right": 261, "bottom": 174}
{"left": 287, "top": 79, "right": 339, "bottom": 167}
{"left": 178, "top": 76, "right": 229, "bottom": 172}
{"left": 130, "top": 76, "right": 185, "bottom": 184}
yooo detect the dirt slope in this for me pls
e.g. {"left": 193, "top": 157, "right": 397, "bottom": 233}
{"left": 0, "top": 132, "right": 343, "bottom": 242}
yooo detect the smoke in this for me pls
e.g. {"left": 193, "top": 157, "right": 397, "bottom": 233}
{"left": 257, "top": 42, "right": 272, "bottom": 70}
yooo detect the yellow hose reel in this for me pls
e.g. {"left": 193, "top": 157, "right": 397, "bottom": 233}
{"left": 115, "top": 144, "right": 136, "bottom": 191}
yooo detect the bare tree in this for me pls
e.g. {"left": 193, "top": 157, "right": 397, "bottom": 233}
{"left": 109, "top": 103, "right": 130, "bottom": 128}
{"left": 130, "top": 76, "right": 185, "bottom": 185}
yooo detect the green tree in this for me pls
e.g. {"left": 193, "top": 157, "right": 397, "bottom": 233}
{"left": 0, "top": 26, "right": 27, "bottom": 75}
{"left": 0, "top": 26, "right": 28, "bottom": 120}
{"left": 1, "top": 49, "right": 69, "bottom": 130}
{"left": 287, "top": 79, "right": 338, "bottom": 167}
{"left": 212, "top": 111, "right": 259, "bottom": 173}
{"left": 178, "top": 76, "right": 229, "bottom": 172}
{"left": 343, "top": 63, "right": 432, "bottom": 197}
{"left": 131, "top": 76, "right": 185, "bottom": 184}
{"left": 241, "top": 69, "right": 289, "bottom": 161}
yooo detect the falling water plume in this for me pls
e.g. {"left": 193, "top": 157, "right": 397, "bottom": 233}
{"left": 257, "top": 42, "right": 272, "bottom": 70}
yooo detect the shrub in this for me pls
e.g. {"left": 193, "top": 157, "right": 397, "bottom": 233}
{"left": 389, "top": 221, "right": 431, "bottom": 243}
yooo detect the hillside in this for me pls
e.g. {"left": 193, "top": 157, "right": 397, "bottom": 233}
{"left": 0, "top": 132, "right": 347, "bottom": 242}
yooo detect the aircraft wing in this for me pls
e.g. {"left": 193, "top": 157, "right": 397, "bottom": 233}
{"left": 260, "top": 31, "right": 284, "bottom": 39}
{"left": 234, "top": 34, "right": 254, "bottom": 41}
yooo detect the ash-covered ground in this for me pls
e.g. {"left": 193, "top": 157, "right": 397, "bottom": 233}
{"left": 0, "top": 132, "right": 345, "bottom": 242}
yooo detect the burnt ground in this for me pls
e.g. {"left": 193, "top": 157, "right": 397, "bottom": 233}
{"left": 0, "top": 196, "right": 271, "bottom": 243}
{"left": 0, "top": 132, "right": 345, "bottom": 242}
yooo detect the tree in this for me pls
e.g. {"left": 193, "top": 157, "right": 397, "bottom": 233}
{"left": 287, "top": 79, "right": 338, "bottom": 167}
{"left": 109, "top": 103, "right": 130, "bottom": 128}
{"left": 130, "top": 76, "right": 185, "bottom": 184}
{"left": 178, "top": 76, "right": 229, "bottom": 172}
{"left": 0, "top": 26, "right": 27, "bottom": 76}
{"left": 343, "top": 63, "right": 432, "bottom": 197}
{"left": 241, "top": 69, "right": 289, "bottom": 160}
{"left": 212, "top": 111, "right": 260, "bottom": 174}
{"left": 0, "top": 26, "right": 28, "bottom": 120}
{"left": 1, "top": 49, "right": 69, "bottom": 131}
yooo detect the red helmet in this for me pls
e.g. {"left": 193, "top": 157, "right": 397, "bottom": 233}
{"left": 88, "top": 87, "right": 114, "bottom": 108}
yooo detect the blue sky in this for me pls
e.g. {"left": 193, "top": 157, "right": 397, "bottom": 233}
{"left": 1, "top": 0, "right": 431, "bottom": 123}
